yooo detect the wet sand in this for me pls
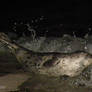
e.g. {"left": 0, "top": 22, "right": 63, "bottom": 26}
{"left": 0, "top": 73, "right": 30, "bottom": 92}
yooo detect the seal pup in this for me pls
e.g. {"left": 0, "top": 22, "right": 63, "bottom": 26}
{"left": 0, "top": 32, "right": 92, "bottom": 77}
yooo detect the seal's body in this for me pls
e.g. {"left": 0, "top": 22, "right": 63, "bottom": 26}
{"left": 16, "top": 50, "right": 92, "bottom": 77}
{"left": 0, "top": 32, "right": 92, "bottom": 77}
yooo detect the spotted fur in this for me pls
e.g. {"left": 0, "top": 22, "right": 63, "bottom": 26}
{"left": 0, "top": 32, "right": 92, "bottom": 77}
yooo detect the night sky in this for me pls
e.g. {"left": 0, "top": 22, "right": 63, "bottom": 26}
{"left": 1, "top": 1, "right": 91, "bottom": 37}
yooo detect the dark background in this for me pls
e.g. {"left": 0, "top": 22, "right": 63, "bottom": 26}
{"left": 1, "top": 1, "right": 91, "bottom": 37}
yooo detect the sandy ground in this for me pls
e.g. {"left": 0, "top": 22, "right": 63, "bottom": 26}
{"left": 0, "top": 72, "right": 30, "bottom": 92}
{"left": 0, "top": 51, "right": 30, "bottom": 92}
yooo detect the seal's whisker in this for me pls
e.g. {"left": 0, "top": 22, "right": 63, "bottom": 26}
{"left": 0, "top": 42, "right": 8, "bottom": 48}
